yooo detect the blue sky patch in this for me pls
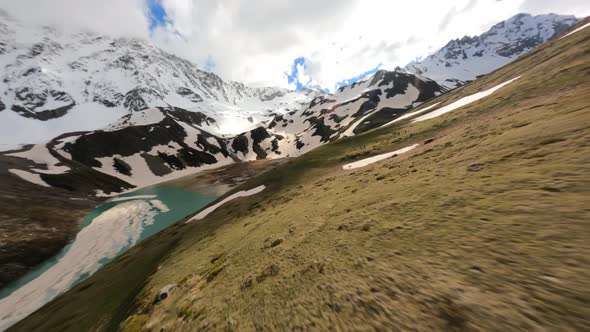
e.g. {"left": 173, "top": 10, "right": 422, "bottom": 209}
{"left": 333, "top": 64, "right": 382, "bottom": 90}
{"left": 147, "top": 0, "right": 169, "bottom": 31}
{"left": 286, "top": 57, "right": 311, "bottom": 91}
{"left": 287, "top": 57, "right": 382, "bottom": 93}
{"left": 205, "top": 56, "right": 216, "bottom": 72}
{"left": 406, "top": 55, "right": 423, "bottom": 66}
{"left": 146, "top": 0, "right": 185, "bottom": 41}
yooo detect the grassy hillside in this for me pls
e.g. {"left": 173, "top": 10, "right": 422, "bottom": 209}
{"left": 11, "top": 19, "right": 590, "bottom": 331}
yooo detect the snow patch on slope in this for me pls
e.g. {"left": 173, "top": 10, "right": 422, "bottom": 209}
{"left": 105, "top": 108, "right": 166, "bottom": 131}
{"left": 188, "top": 185, "right": 266, "bottom": 222}
{"left": 7, "top": 144, "right": 69, "bottom": 174}
{"left": 342, "top": 144, "right": 420, "bottom": 170}
{"left": 0, "top": 103, "right": 126, "bottom": 151}
{"left": 8, "top": 169, "right": 50, "bottom": 187}
{"left": 560, "top": 22, "right": 590, "bottom": 39}
{"left": 412, "top": 76, "right": 520, "bottom": 122}
{"left": 93, "top": 151, "right": 233, "bottom": 188}
{"left": 383, "top": 102, "right": 441, "bottom": 127}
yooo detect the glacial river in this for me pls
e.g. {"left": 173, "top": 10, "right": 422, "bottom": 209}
{"left": 0, "top": 185, "right": 216, "bottom": 331}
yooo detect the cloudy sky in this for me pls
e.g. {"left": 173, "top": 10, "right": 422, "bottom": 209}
{"left": 1, "top": 0, "right": 588, "bottom": 91}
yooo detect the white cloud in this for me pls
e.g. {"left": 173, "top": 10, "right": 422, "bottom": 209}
{"left": 0, "top": 0, "right": 150, "bottom": 38}
{"left": 154, "top": 0, "right": 587, "bottom": 89}
{"left": 1, "top": 0, "right": 588, "bottom": 90}
{"left": 295, "top": 63, "right": 311, "bottom": 87}
{"left": 520, "top": 0, "right": 590, "bottom": 16}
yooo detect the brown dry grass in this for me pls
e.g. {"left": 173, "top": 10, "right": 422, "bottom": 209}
{"left": 117, "top": 20, "right": 590, "bottom": 332}
{"left": 12, "top": 18, "right": 590, "bottom": 332}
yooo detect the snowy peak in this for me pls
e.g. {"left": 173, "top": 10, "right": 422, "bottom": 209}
{"left": 262, "top": 68, "right": 446, "bottom": 155}
{"left": 482, "top": 13, "right": 577, "bottom": 56}
{"left": 0, "top": 12, "right": 315, "bottom": 148}
{"left": 405, "top": 13, "right": 578, "bottom": 88}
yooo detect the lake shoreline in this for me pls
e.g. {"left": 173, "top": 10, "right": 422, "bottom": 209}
{"left": 0, "top": 158, "right": 283, "bottom": 330}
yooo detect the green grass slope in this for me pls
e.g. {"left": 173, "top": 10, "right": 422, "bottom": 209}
{"left": 11, "top": 19, "right": 590, "bottom": 331}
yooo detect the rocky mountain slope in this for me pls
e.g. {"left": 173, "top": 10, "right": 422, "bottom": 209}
{"left": 12, "top": 64, "right": 445, "bottom": 192}
{"left": 10, "top": 17, "right": 590, "bottom": 332}
{"left": 1, "top": 9, "right": 450, "bottom": 192}
{"left": 405, "top": 13, "right": 578, "bottom": 88}
{"left": 0, "top": 9, "right": 317, "bottom": 150}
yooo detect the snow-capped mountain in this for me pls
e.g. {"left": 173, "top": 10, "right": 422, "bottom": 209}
{"left": 0, "top": 9, "right": 449, "bottom": 192}
{"left": 0, "top": 9, "right": 317, "bottom": 150}
{"left": 5, "top": 65, "right": 446, "bottom": 192}
{"left": 2, "top": 11, "right": 571, "bottom": 194}
{"left": 263, "top": 68, "right": 446, "bottom": 155}
{"left": 405, "top": 13, "right": 578, "bottom": 88}
{"left": 41, "top": 67, "right": 444, "bottom": 190}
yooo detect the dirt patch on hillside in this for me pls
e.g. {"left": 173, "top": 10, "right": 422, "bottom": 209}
{"left": 0, "top": 155, "right": 99, "bottom": 288}
{"left": 165, "top": 159, "right": 285, "bottom": 196}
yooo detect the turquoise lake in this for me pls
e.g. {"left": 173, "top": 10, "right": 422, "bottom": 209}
{"left": 0, "top": 185, "right": 217, "bottom": 330}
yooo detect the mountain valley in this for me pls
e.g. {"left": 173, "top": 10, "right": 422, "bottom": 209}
{"left": 0, "top": 9, "right": 588, "bottom": 331}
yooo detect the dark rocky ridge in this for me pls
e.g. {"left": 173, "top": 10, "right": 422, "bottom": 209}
{"left": 64, "top": 109, "right": 227, "bottom": 173}
{"left": 56, "top": 106, "right": 290, "bottom": 182}
{"left": 10, "top": 89, "right": 76, "bottom": 121}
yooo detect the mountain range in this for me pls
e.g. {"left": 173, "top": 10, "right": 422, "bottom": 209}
{"left": 0, "top": 12, "right": 579, "bottom": 193}
{"left": 6, "top": 13, "right": 589, "bottom": 331}
{"left": 0, "top": 5, "right": 589, "bottom": 330}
